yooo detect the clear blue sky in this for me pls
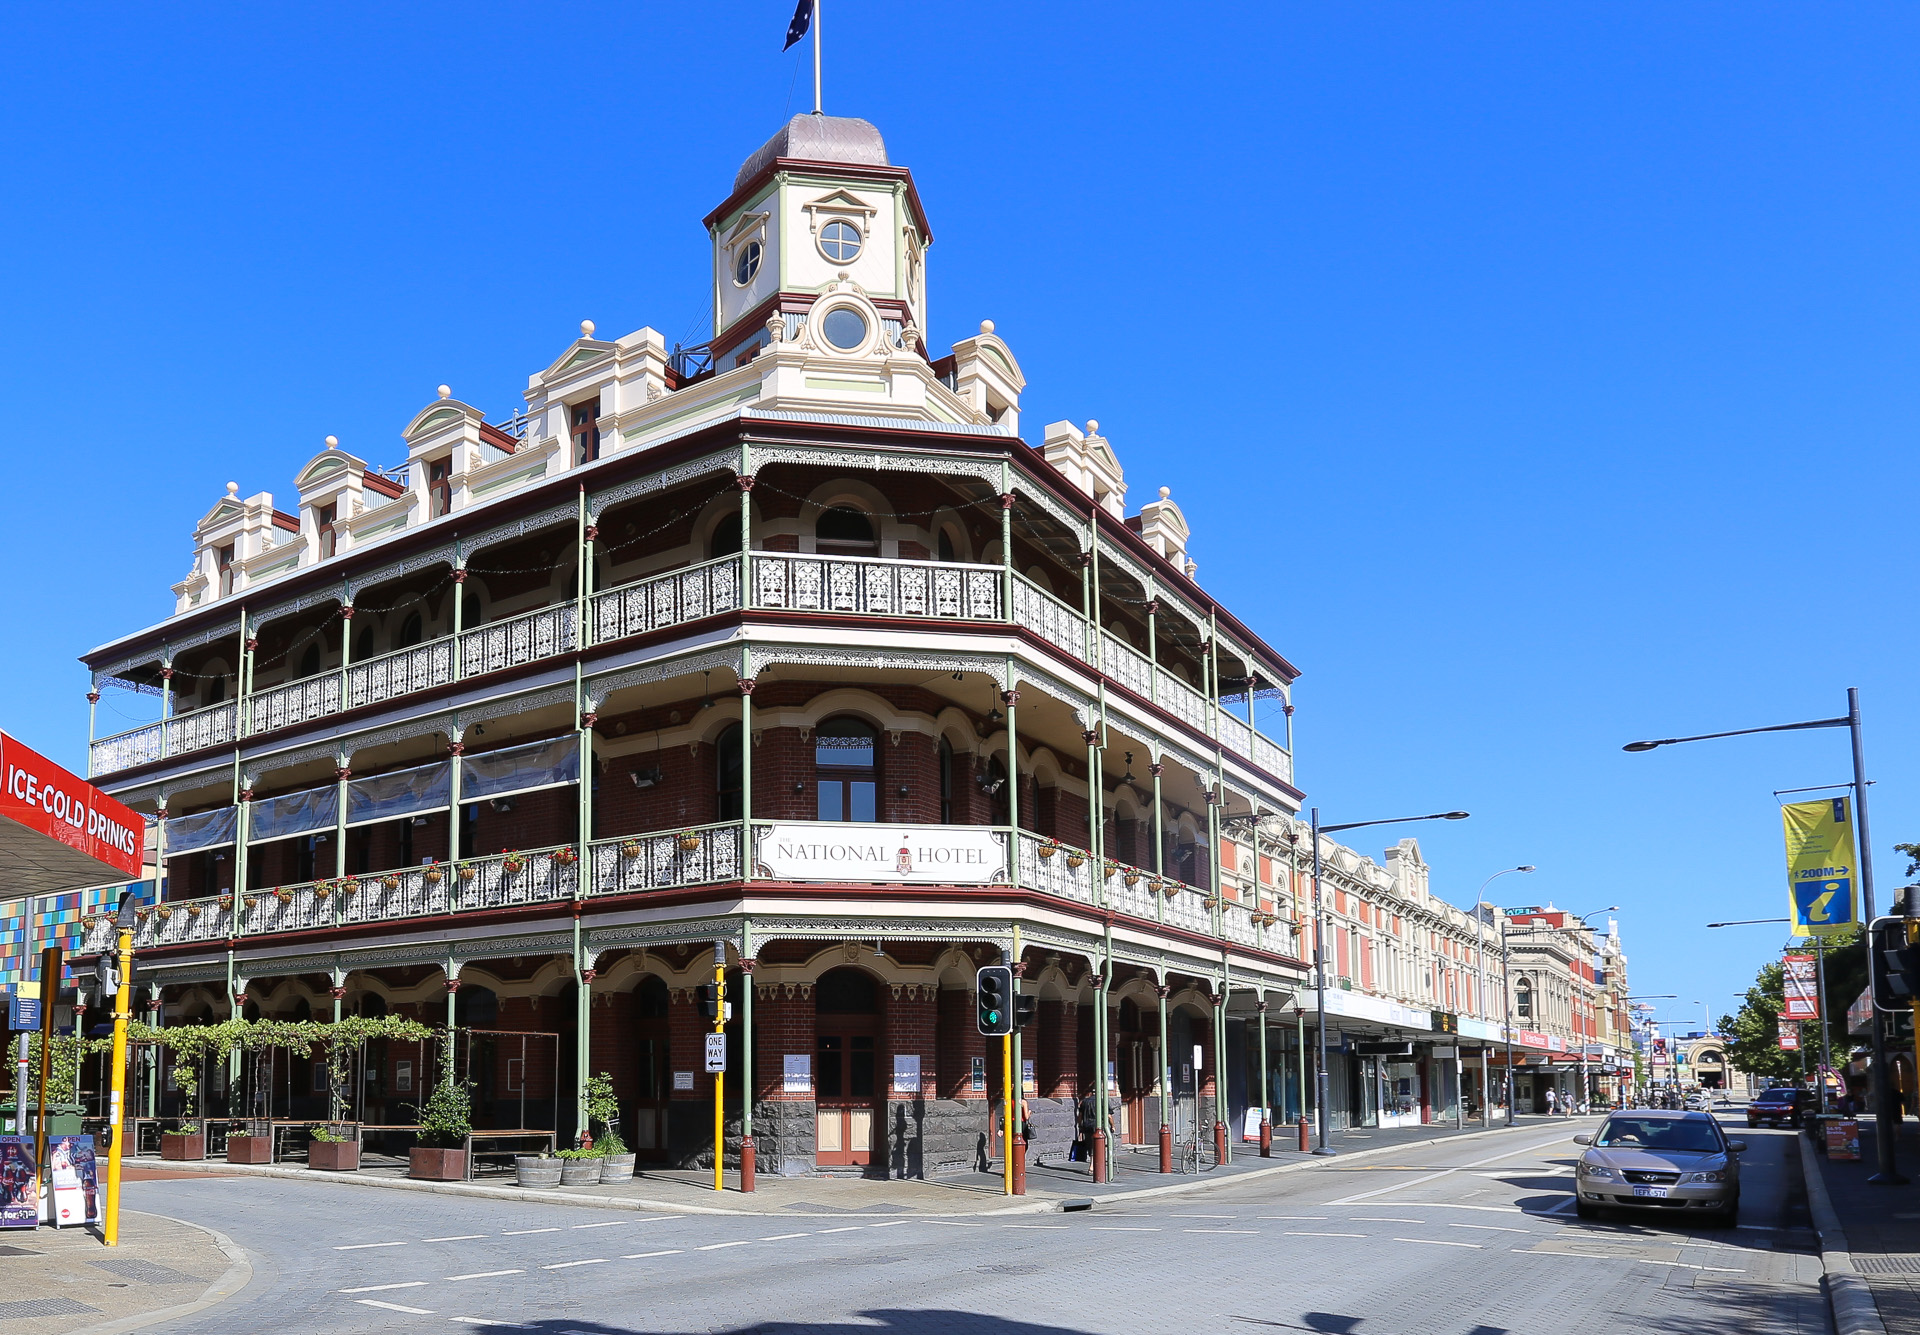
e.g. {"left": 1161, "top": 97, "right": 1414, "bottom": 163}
{"left": 3, "top": 4, "right": 1916, "bottom": 1030}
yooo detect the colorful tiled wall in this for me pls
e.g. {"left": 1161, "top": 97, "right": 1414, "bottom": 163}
{"left": 0, "top": 881, "right": 152, "bottom": 987}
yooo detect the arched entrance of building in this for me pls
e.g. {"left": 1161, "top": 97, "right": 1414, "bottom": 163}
{"left": 632, "top": 975, "right": 671, "bottom": 1161}
{"left": 815, "top": 967, "right": 882, "bottom": 1169}
{"left": 1116, "top": 996, "right": 1154, "bottom": 1145}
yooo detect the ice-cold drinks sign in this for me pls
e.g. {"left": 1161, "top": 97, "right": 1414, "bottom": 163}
{"left": 758, "top": 824, "right": 1005, "bottom": 884}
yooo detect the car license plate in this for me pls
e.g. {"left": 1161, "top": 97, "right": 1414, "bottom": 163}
{"left": 1632, "top": 1186, "right": 1669, "bottom": 1198}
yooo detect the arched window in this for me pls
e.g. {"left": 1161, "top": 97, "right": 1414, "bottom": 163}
{"left": 816, "top": 505, "right": 878, "bottom": 557}
{"left": 815, "top": 716, "right": 878, "bottom": 822}
{"left": 635, "top": 974, "right": 670, "bottom": 1019}
{"left": 938, "top": 737, "right": 954, "bottom": 824}
{"left": 206, "top": 674, "right": 227, "bottom": 705}
{"left": 398, "top": 612, "right": 424, "bottom": 649}
{"left": 298, "top": 642, "right": 322, "bottom": 680}
{"left": 710, "top": 519, "right": 742, "bottom": 560}
{"left": 1515, "top": 978, "right": 1534, "bottom": 1020}
{"left": 454, "top": 984, "right": 499, "bottom": 1028}
{"left": 715, "top": 723, "right": 743, "bottom": 822}
{"left": 816, "top": 967, "right": 879, "bottom": 1014}
{"left": 936, "top": 527, "right": 959, "bottom": 563}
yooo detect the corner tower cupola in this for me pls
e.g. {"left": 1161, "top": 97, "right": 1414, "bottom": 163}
{"left": 705, "top": 113, "right": 932, "bottom": 371}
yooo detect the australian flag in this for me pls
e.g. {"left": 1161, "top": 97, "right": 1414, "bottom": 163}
{"left": 784, "top": 0, "right": 814, "bottom": 50}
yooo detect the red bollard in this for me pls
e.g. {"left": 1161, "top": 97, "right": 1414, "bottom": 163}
{"left": 1092, "top": 1128, "right": 1108, "bottom": 1184}
{"left": 740, "top": 1135, "right": 755, "bottom": 1193}
{"left": 1012, "top": 1133, "right": 1027, "bottom": 1195}
{"left": 1159, "top": 1123, "right": 1173, "bottom": 1173}
{"left": 1260, "top": 1117, "right": 1272, "bottom": 1158}
{"left": 1297, "top": 1115, "right": 1310, "bottom": 1152}
{"left": 1213, "top": 1119, "right": 1228, "bottom": 1166}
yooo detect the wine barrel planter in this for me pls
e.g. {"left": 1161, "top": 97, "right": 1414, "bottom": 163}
{"left": 516, "top": 1156, "right": 562, "bottom": 1189}
{"left": 598, "top": 1153, "right": 637, "bottom": 1184}
{"left": 160, "top": 1132, "right": 205, "bottom": 1161}
{"left": 310, "top": 1140, "right": 360, "bottom": 1171}
{"left": 408, "top": 1147, "right": 467, "bottom": 1181}
{"left": 559, "top": 1158, "right": 603, "bottom": 1187}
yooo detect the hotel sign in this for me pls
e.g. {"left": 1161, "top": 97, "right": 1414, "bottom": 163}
{"left": 757, "top": 824, "right": 1006, "bottom": 885}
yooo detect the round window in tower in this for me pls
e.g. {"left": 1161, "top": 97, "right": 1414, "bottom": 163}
{"left": 819, "top": 219, "right": 863, "bottom": 262}
{"left": 733, "top": 240, "right": 762, "bottom": 287}
{"left": 820, "top": 307, "right": 868, "bottom": 351}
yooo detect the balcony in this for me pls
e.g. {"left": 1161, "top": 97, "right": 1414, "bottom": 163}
{"left": 89, "top": 553, "right": 1288, "bottom": 784}
{"left": 81, "top": 825, "right": 1297, "bottom": 959}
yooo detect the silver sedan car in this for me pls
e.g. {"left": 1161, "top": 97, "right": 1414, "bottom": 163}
{"left": 1573, "top": 1110, "right": 1745, "bottom": 1224}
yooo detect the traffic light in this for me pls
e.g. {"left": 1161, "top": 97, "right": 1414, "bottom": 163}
{"left": 1015, "top": 994, "right": 1038, "bottom": 1030}
{"left": 1875, "top": 918, "right": 1920, "bottom": 1010}
{"left": 976, "top": 965, "right": 1012, "bottom": 1035}
{"left": 697, "top": 982, "right": 721, "bottom": 1021}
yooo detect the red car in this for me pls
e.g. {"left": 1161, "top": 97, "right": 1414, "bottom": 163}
{"left": 1747, "top": 1087, "right": 1810, "bottom": 1128}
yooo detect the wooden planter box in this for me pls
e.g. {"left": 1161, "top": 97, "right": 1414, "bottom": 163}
{"left": 161, "top": 1132, "right": 205, "bottom": 1161}
{"left": 310, "top": 1140, "right": 360, "bottom": 1171}
{"left": 225, "top": 1135, "right": 271, "bottom": 1165}
{"left": 409, "top": 1147, "right": 466, "bottom": 1181}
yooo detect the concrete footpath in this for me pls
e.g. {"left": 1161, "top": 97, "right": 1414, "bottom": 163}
{"left": 0, "top": 1202, "right": 248, "bottom": 1335}
{"left": 121, "top": 1113, "right": 1582, "bottom": 1217}
{"left": 1801, "top": 1117, "right": 1920, "bottom": 1335}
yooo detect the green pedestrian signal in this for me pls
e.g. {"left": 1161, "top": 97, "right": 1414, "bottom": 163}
{"left": 976, "top": 965, "right": 1012, "bottom": 1036}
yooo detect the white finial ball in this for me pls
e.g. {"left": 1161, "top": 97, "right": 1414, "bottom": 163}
{"left": 226, "top": 482, "right": 239, "bottom": 497}
{"left": 1086, "top": 419, "right": 1099, "bottom": 435}
{"left": 437, "top": 385, "right": 451, "bottom": 400}
{"left": 980, "top": 319, "right": 995, "bottom": 335}
{"left": 581, "top": 320, "right": 595, "bottom": 337}
{"left": 1159, "top": 486, "right": 1171, "bottom": 500}
{"left": 324, "top": 435, "right": 338, "bottom": 448}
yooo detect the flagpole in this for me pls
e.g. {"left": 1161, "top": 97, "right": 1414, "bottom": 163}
{"left": 813, "top": 0, "right": 823, "bottom": 113}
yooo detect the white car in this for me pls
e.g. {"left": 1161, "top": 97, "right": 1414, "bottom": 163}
{"left": 1684, "top": 1093, "right": 1711, "bottom": 1111}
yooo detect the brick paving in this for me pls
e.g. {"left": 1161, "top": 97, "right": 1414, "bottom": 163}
{"left": 1809, "top": 1116, "right": 1920, "bottom": 1333}
{"left": 0, "top": 1208, "right": 240, "bottom": 1335}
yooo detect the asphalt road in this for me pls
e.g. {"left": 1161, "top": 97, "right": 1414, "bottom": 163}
{"left": 123, "top": 1113, "right": 1824, "bottom": 1335}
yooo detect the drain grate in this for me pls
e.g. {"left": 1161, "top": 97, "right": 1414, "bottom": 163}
{"left": 1852, "top": 1255, "right": 1920, "bottom": 1275}
{"left": 0, "top": 1298, "right": 100, "bottom": 1320}
{"left": 86, "top": 1258, "right": 202, "bottom": 1285}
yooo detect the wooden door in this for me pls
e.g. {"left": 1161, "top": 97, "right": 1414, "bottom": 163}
{"left": 815, "top": 1030, "right": 878, "bottom": 1166}
{"left": 631, "top": 977, "right": 672, "bottom": 1161}
{"left": 1123, "top": 1040, "right": 1150, "bottom": 1144}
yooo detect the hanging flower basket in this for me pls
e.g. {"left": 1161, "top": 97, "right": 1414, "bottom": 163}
{"left": 382, "top": 874, "right": 402, "bottom": 889}
{"left": 187, "top": 903, "right": 203, "bottom": 917}
{"left": 1064, "top": 852, "right": 1086, "bottom": 869}
{"left": 675, "top": 832, "right": 702, "bottom": 852}
{"left": 457, "top": 864, "right": 477, "bottom": 883}
{"left": 240, "top": 895, "right": 257, "bottom": 909}
{"left": 313, "top": 882, "right": 332, "bottom": 901}
{"left": 1037, "top": 842, "right": 1058, "bottom": 860}
{"left": 136, "top": 908, "right": 151, "bottom": 922}
{"left": 553, "top": 846, "right": 579, "bottom": 867}
{"left": 274, "top": 888, "right": 294, "bottom": 903}
{"left": 618, "top": 840, "right": 644, "bottom": 860}
{"left": 423, "top": 867, "right": 443, "bottom": 884}
{"left": 501, "top": 852, "right": 525, "bottom": 874}
{"left": 155, "top": 906, "right": 173, "bottom": 921}
{"left": 217, "top": 895, "right": 233, "bottom": 910}
{"left": 1122, "top": 871, "right": 1141, "bottom": 887}
{"left": 1160, "top": 880, "right": 1182, "bottom": 898}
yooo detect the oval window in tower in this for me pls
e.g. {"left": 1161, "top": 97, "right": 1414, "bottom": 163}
{"left": 820, "top": 307, "right": 868, "bottom": 351}
{"left": 819, "top": 219, "right": 862, "bottom": 262}
{"left": 734, "top": 240, "right": 762, "bottom": 287}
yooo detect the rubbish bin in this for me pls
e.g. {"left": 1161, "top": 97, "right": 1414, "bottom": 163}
{"left": 0, "top": 1102, "right": 86, "bottom": 1136}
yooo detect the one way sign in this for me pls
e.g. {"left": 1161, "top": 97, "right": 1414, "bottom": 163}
{"left": 704, "top": 1033, "right": 726, "bottom": 1073}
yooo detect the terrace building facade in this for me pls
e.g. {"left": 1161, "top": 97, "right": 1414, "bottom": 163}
{"left": 74, "top": 115, "right": 1308, "bottom": 1180}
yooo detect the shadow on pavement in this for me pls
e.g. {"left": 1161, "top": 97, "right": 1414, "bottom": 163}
{"left": 475, "top": 1316, "right": 1106, "bottom": 1334}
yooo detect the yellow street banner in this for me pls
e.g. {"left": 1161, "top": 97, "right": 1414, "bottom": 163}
{"left": 1782, "top": 796, "right": 1858, "bottom": 938}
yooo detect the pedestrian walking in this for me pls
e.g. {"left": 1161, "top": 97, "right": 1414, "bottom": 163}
{"left": 1544, "top": 1087, "right": 1556, "bottom": 1117}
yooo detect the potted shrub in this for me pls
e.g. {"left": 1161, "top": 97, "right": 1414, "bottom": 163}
{"left": 556, "top": 1147, "right": 603, "bottom": 1186}
{"left": 308, "top": 1124, "right": 361, "bottom": 1171}
{"left": 516, "top": 1152, "right": 562, "bottom": 1188}
{"left": 161, "top": 1123, "right": 204, "bottom": 1161}
{"left": 225, "top": 1122, "right": 271, "bottom": 1164}
{"left": 587, "top": 1073, "right": 635, "bottom": 1183}
{"left": 408, "top": 1069, "right": 472, "bottom": 1181}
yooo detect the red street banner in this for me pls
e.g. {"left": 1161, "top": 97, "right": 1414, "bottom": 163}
{"left": 1778, "top": 1021, "right": 1800, "bottom": 1051}
{"left": 0, "top": 732, "right": 144, "bottom": 892}
{"left": 1782, "top": 953, "right": 1821, "bottom": 1021}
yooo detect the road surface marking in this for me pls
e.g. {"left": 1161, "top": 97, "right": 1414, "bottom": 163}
{"left": 761, "top": 1233, "right": 811, "bottom": 1241}
{"left": 1184, "top": 1229, "right": 1259, "bottom": 1235}
{"left": 1448, "top": 1223, "right": 1530, "bottom": 1233}
{"left": 867, "top": 1221, "right": 909, "bottom": 1228}
{"left": 1092, "top": 1227, "right": 1160, "bottom": 1232}
{"left": 337, "top": 1241, "right": 408, "bottom": 1250}
{"left": 1394, "top": 1237, "right": 1480, "bottom": 1248}
{"left": 571, "top": 1221, "right": 629, "bottom": 1229}
{"left": 503, "top": 1227, "right": 561, "bottom": 1235}
{"left": 1260, "top": 1216, "right": 1327, "bottom": 1221}
{"left": 1003, "top": 1224, "right": 1068, "bottom": 1229}
{"left": 341, "top": 1282, "right": 429, "bottom": 1293}
{"left": 1173, "top": 1214, "right": 1237, "bottom": 1218}
{"left": 542, "top": 1258, "right": 609, "bottom": 1269}
{"left": 1702, "top": 1266, "right": 1748, "bottom": 1273}
{"left": 696, "top": 1242, "right": 753, "bottom": 1251}
{"left": 424, "top": 1235, "right": 487, "bottom": 1243}
{"left": 1285, "top": 1231, "right": 1367, "bottom": 1238}
{"left": 446, "top": 1270, "right": 524, "bottom": 1282}
{"left": 1539, "top": 1199, "right": 1578, "bottom": 1215}
{"left": 1353, "top": 1217, "right": 1425, "bottom": 1223}
{"left": 622, "top": 1250, "right": 683, "bottom": 1259}
{"left": 1326, "top": 1134, "right": 1575, "bottom": 1205}
{"left": 357, "top": 1299, "right": 434, "bottom": 1314}
{"left": 817, "top": 1226, "right": 867, "bottom": 1234}
{"left": 1359, "top": 1202, "right": 1524, "bottom": 1213}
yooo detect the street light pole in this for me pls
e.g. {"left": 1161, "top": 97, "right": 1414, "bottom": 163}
{"left": 1473, "top": 867, "right": 1533, "bottom": 1124}
{"left": 1310, "top": 807, "right": 1469, "bottom": 1155}
{"left": 1626, "top": 689, "right": 1900, "bottom": 1182}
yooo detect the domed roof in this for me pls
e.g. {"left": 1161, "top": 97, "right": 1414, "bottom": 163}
{"left": 734, "top": 113, "right": 889, "bottom": 193}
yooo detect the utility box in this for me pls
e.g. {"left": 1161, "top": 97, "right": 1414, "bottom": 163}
{"left": 0, "top": 1102, "right": 86, "bottom": 1135}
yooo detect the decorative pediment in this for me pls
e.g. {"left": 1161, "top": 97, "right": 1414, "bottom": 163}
{"left": 295, "top": 447, "right": 367, "bottom": 492}
{"left": 803, "top": 188, "right": 877, "bottom": 223}
{"left": 725, "top": 210, "right": 771, "bottom": 248}
{"left": 195, "top": 497, "right": 245, "bottom": 532}
{"left": 402, "top": 397, "right": 482, "bottom": 442}
{"left": 535, "top": 339, "right": 614, "bottom": 384}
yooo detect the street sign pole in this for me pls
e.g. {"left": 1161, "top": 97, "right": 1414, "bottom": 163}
{"left": 711, "top": 943, "right": 726, "bottom": 1193}
{"left": 103, "top": 922, "right": 134, "bottom": 1246}
{"left": 33, "top": 945, "right": 61, "bottom": 1200}
{"left": 1002, "top": 1031, "right": 1013, "bottom": 1196}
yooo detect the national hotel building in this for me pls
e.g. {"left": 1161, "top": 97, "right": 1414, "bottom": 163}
{"left": 76, "top": 114, "right": 1334, "bottom": 1179}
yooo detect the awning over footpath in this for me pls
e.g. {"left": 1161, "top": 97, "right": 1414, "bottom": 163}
{"left": 1, "top": 731, "right": 145, "bottom": 900}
